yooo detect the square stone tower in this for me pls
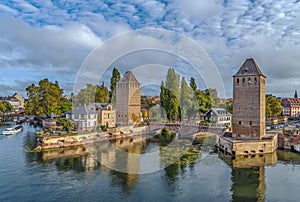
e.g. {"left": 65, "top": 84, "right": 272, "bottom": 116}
{"left": 116, "top": 71, "right": 141, "bottom": 126}
{"left": 232, "top": 58, "right": 266, "bottom": 140}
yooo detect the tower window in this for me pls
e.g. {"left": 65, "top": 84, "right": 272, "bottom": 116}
{"left": 237, "top": 78, "right": 239, "bottom": 84}
{"left": 248, "top": 78, "right": 251, "bottom": 84}
{"left": 239, "top": 121, "right": 241, "bottom": 125}
{"left": 250, "top": 121, "right": 252, "bottom": 125}
{"left": 242, "top": 78, "right": 245, "bottom": 84}
{"left": 254, "top": 77, "right": 257, "bottom": 84}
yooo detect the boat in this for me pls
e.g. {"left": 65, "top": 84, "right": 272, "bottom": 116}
{"left": 2, "top": 125, "right": 23, "bottom": 135}
{"left": 294, "top": 144, "right": 300, "bottom": 153}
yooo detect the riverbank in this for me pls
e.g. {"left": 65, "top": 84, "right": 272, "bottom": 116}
{"left": 35, "top": 126, "right": 148, "bottom": 150}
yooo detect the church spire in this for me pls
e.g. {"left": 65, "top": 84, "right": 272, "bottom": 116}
{"left": 294, "top": 90, "right": 298, "bottom": 98}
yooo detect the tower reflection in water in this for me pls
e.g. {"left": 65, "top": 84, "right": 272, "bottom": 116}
{"left": 220, "top": 152, "right": 277, "bottom": 202}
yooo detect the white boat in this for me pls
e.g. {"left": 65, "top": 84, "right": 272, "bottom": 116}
{"left": 2, "top": 125, "right": 23, "bottom": 135}
{"left": 294, "top": 144, "right": 300, "bottom": 152}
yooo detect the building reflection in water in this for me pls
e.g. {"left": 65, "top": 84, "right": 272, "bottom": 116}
{"left": 219, "top": 152, "right": 277, "bottom": 202}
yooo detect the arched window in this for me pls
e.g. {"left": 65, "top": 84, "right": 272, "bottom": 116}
{"left": 254, "top": 77, "right": 257, "bottom": 84}
{"left": 242, "top": 78, "right": 245, "bottom": 84}
{"left": 237, "top": 78, "right": 239, "bottom": 84}
{"left": 248, "top": 78, "right": 251, "bottom": 84}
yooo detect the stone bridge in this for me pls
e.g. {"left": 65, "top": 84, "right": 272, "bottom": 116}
{"left": 148, "top": 123, "right": 225, "bottom": 139}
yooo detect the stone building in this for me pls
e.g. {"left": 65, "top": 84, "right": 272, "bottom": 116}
{"left": 203, "top": 108, "right": 231, "bottom": 128}
{"left": 116, "top": 71, "right": 141, "bottom": 126}
{"left": 217, "top": 58, "right": 277, "bottom": 156}
{"left": 232, "top": 58, "right": 266, "bottom": 140}
{"left": 88, "top": 103, "right": 116, "bottom": 128}
{"left": 281, "top": 98, "right": 300, "bottom": 117}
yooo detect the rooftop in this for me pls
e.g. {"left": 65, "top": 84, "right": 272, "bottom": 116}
{"left": 234, "top": 58, "right": 266, "bottom": 78}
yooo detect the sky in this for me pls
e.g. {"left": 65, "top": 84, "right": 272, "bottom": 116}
{"left": 0, "top": 0, "right": 300, "bottom": 98}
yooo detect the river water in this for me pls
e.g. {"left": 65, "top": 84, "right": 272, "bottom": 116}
{"left": 0, "top": 123, "right": 300, "bottom": 201}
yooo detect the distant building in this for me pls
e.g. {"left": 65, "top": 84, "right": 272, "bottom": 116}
{"left": 281, "top": 98, "right": 300, "bottom": 117}
{"left": 65, "top": 105, "right": 98, "bottom": 131}
{"left": 294, "top": 90, "right": 298, "bottom": 98}
{"left": 203, "top": 108, "right": 231, "bottom": 128}
{"left": 116, "top": 71, "right": 141, "bottom": 126}
{"left": 88, "top": 103, "right": 116, "bottom": 128}
{"left": 0, "top": 93, "right": 25, "bottom": 112}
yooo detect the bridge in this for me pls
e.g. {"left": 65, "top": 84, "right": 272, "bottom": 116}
{"left": 147, "top": 122, "right": 225, "bottom": 139}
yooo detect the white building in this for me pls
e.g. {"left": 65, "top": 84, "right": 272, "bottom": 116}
{"left": 203, "top": 108, "right": 232, "bottom": 128}
{"left": 65, "top": 105, "right": 98, "bottom": 131}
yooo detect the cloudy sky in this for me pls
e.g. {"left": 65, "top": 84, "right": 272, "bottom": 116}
{"left": 0, "top": 0, "right": 300, "bottom": 98}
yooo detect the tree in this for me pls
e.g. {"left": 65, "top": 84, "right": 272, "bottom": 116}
{"left": 266, "top": 94, "right": 282, "bottom": 117}
{"left": 180, "top": 77, "right": 197, "bottom": 120}
{"left": 190, "top": 77, "right": 197, "bottom": 92}
{"left": 204, "top": 88, "right": 220, "bottom": 108}
{"left": 110, "top": 67, "right": 121, "bottom": 105}
{"left": 56, "top": 118, "right": 74, "bottom": 132}
{"left": 160, "top": 68, "right": 181, "bottom": 122}
{"left": 195, "top": 90, "right": 211, "bottom": 114}
{"left": 25, "top": 79, "right": 73, "bottom": 116}
{"left": 75, "top": 83, "right": 109, "bottom": 105}
{"left": 0, "top": 101, "right": 13, "bottom": 113}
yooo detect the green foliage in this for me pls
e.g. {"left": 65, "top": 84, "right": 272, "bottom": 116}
{"left": 56, "top": 118, "right": 74, "bottom": 133}
{"left": 266, "top": 94, "right": 282, "bottom": 117}
{"left": 219, "top": 99, "right": 233, "bottom": 114}
{"left": 160, "top": 68, "right": 180, "bottom": 122}
{"left": 180, "top": 77, "right": 198, "bottom": 120}
{"left": 0, "top": 101, "right": 13, "bottom": 113}
{"left": 195, "top": 90, "right": 211, "bottom": 113}
{"left": 25, "top": 79, "right": 73, "bottom": 116}
{"left": 189, "top": 77, "right": 197, "bottom": 92}
{"left": 110, "top": 67, "right": 121, "bottom": 105}
{"left": 74, "top": 83, "right": 109, "bottom": 105}
{"left": 204, "top": 88, "right": 220, "bottom": 108}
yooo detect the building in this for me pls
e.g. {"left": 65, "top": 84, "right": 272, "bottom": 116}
{"left": 203, "top": 108, "right": 231, "bottom": 128}
{"left": 217, "top": 58, "right": 277, "bottom": 156}
{"left": 232, "top": 58, "right": 266, "bottom": 140}
{"left": 0, "top": 93, "right": 25, "bottom": 112}
{"left": 281, "top": 98, "right": 300, "bottom": 117}
{"left": 65, "top": 105, "right": 98, "bottom": 131}
{"left": 89, "top": 103, "right": 116, "bottom": 128}
{"left": 116, "top": 71, "right": 141, "bottom": 126}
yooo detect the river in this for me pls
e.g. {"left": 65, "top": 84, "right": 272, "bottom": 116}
{"left": 0, "top": 123, "right": 300, "bottom": 201}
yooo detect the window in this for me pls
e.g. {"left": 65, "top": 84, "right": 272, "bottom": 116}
{"left": 248, "top": 78, "right": 251, "bottom": 84}
{"left": 237, "top": 78, "right": 239, "bottom": 84}
{"left": 239, "top": 121, "right": 241, "bottom": 125}
{"left": 254, "top": 77, "right": 257, "bottom": 84}
{"left": 249, "top": 121, "right": 252, "bottom": 125}
{"left": 243, "top": 78, "right": 245, "bottom": 84}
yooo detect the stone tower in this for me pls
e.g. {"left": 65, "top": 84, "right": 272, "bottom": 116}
{"left": 232, "top": 58, "right": 266, "bottom": 140}
{"left": 116, "top": 71, "right": 141, "bottom": 126}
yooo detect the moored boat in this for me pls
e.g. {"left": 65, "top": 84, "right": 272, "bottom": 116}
{"left": 2, "top": 125, "right": 23, "bottom": 135}
{"left": 294, "top": 144, "right": 300, "bottom": 152}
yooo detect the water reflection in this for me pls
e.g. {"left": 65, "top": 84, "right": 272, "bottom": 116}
{"left": 21, "top": 129, "right": 300, "bottom": 200}
{"left": 219, "top": 152, "right": 277, "bottom": 202}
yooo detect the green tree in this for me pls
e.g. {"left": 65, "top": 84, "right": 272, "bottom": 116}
{"left": 25, "top": 79, "right": 73, "bottom": 116}
{"left": 195, "top": 90, "right": 211, "bottom": 114}
{"left": 75, "top": 83, "right": 109, "bottom": 105}
{"left": 110, "top": 67, "right": 121, "bottom": 105}
{"left": 0, "top": 101, "right": 13, "bottom": 113}
{"left": 190, "top": 77, "right": 197, "bottom": 92}
{"left": 266, "top": 94, "right": 282, "bottom": 117}
{"left": 180, "top": 77, "right": 197, "bottom": 120}
{"left": 56, "top": 118, "right": 74, "bottom": 133}
{"left": 160, "top": 68, "right": 181, "bottom": 122}
{"left": 204, "top": 88, "right": 220, "bottom": 108}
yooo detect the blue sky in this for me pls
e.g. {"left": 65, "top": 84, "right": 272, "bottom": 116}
{"left": 0, "top": 0, "right": 300, "bottom": 98}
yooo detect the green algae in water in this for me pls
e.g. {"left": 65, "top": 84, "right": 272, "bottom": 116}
{"left": 160, "top": 146, "right": 201, "bottom": 166}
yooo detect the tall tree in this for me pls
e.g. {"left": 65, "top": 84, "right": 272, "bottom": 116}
{"left": 195, "top": 90, "right": 211, "bottom": 114}
{"left": 266, "top": 94, "right": 282, "bottom": 117}
{"left": 25, "top": 79, "right": 73, "bottom": 116}
{"left": 180, "top": 77, "right": 196, "bottom": 120}
{"left": 75, "top": 83, "right": 109, "bottom": 105}
{"left": 204, "top": 88, "right": 220, "bottom": 108}
{"left": 110, "top": 67, "right": 121, "bottom": 105}
{"left": 190, "top": 77, "right": 197, "bottom": 92}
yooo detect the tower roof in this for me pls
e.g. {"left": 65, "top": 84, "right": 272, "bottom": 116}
{"left": 118, "top": 71, "right": 140, "bottom": 85}
{"left": 233, "top": 58, "right": 266, "bottom": 78}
